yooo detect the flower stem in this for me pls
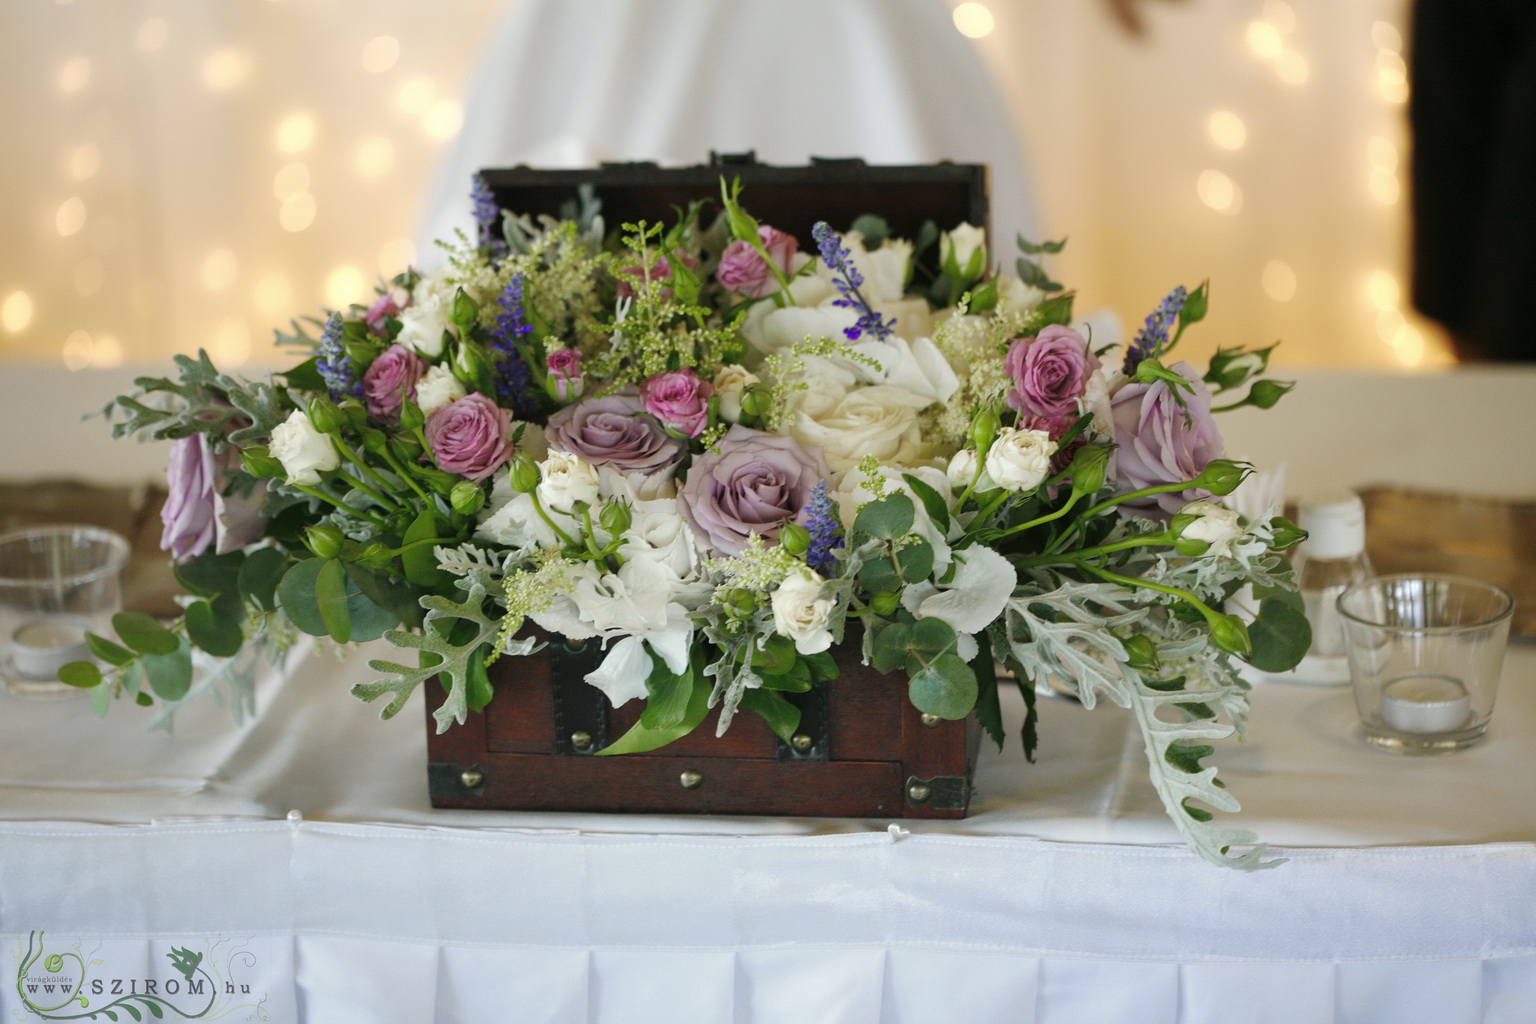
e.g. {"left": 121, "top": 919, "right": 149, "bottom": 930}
{"left": 528, "top": 489, "right": 580, "bottom": 550}
{"left": 378, "top": 446, "right": 433, "bottom": 505}
{"left": 1072, "top": 559, "right": 1220, "bottom": 620}
{"left": 334, "top": 438, "right": 398, "bottom": 499}
{"left": 290, "top": 484, "right": 389, "bottom": 527}
{"left": 1015, "top": 532, "right": 1169, "bottom": 568}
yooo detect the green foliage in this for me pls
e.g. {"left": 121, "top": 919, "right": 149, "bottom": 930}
{"left": 1247, "top": 592, "right": 1312, "bottom": 672}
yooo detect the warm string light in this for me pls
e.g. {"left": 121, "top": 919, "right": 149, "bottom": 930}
{"left": 1246, "top": 3, "right": 1307, "bottom": 86}
{"left": 2, "top": 292, "right": 34, "bottom": 334}
{"left": 952, "top": 3, "right": 995, "bottom": 39}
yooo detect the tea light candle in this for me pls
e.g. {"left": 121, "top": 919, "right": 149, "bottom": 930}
{"left": 1380, "top": 674, "right": 1472, "bottom": 734}
{"left": 10, "top": 615, "right": 93, "bottom": 680}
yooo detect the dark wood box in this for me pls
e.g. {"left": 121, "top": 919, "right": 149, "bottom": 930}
{"left": 426, "top": 158, "right": 988, "bottom": 818}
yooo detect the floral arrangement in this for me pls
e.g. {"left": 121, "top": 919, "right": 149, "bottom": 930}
{"left": 82, "top": 177, "right": 1309, "bottom": 868}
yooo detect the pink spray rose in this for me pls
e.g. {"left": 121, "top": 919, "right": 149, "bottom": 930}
{"left": 545, "top": 347, "right": 584, "bottom": 402}
{"left": 362, "top": 344, "right": 429, "bottom": 423}
{"left": 1109, "top": 361, "right": 1223, "bottom": 517}
{"left": 363, "top": 289, "right": 406, "bottom": 334}
{"left": 678, "top": 425, "right": 829, "bottom": 556}
{"left": 160, "top": 435, "right": 267, "bottom": 562}
{"left": 641, "top": 369, "right": 714, "bottom": 438}
{"left": 715, "top": 225, "right": 799, "bottom": 298}
{"left": 424, "top": 392, "right": 514, "bottom": 482}
{"left": 1004, "top": 325, "right": 1101, "bottom": 440}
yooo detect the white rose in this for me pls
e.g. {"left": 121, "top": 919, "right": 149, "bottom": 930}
{"left": 268, "top": 408, "right": 339, "bottom": 486}
{"left": 946, "top": 449, "right": 996, "bottom": 494}
{"left": 771, "top": 570, "right": 835, "bottom": 655}
{"left": 851, "top": 335, "right": 958, "bottom": 406}
{"left": 712, "top": 364, "right": 760, "bottom": 423}
{"left": 741, "top": 302, "right": 857, "bottom": 359}
{"left": 397, "top": 292, "right": 453, "bottom": 358}
{"left": 415, "top": 363, "right": 467, "bottom": 416}
{"left": 997, "top": 276, "right": 1045, "bottom": 315}
{"left": 1180, "top": 501, "right": 1244, "bottom": 557}
{"left": 787, "top": 383, "right": 928, "bottom": 472}
{"left": 984, "top": 427, "right": 1056, "bottom": 493}
{"left": 537, "top": 450, "right": 600, "bottom": 512}
{"left": 941, "top": 222, "right": 988, "bottom": 278}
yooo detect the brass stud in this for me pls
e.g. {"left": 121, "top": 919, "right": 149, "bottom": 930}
{"left": 907, "top": 782, "right": 931, "bottom": 804}
{"left": 570, "top": 730, "right": 593, "bottom": 752}
{"left": 790, "top": 733, "right": 814, "bottom": 752}
{"left": 919, "top": 713, "right": 942, "bottom": 728}
{"left": 679, "top": 770, "right": 704, "bottom": 789}
{"left": 460, "top": 769, "right": 484, "bottom": 789}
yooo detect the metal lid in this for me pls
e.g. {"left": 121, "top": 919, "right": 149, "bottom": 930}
{"left": 1297, "top": 491, "right": 1366, "bottom": 558}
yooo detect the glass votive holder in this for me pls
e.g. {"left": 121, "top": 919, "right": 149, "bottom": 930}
{"left": 0, "top": 524, "right": 130, "bottom": 698}
{"left": 1338, "top": 573, "right": 1514, "bottom": 754}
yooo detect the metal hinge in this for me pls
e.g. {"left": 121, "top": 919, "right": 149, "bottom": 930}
{"left": 904, "top": 774, "right": 970, "bottom": 811}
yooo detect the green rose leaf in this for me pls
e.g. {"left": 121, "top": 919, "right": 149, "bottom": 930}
{"left": 402, "top": 508, "right": 452, "bottom": 590}
{"left": 853, "top": 493, "right": 914, "bottom": 541}
{"left": 1247, "top": 595, "right": 1313, "bottom": 672}
{"left": 464, "top": 645, "right": 494, "bottom": 713}
{"left": 972, "top": 630, "right": 1005, "bottom": 749}
{"left": 739, "top": 688, "right": 802, "bottom": 744}
{"left": 756, "top": 670, "right": 813, "bottom": 693}
{"left": 908, "top": 653, "right": 978, "bottom": 720}
{"left": 901, "top": 473, "right": 951, "bottom": 535}
{"left": 640, "top": 651, "right": 695, "bottom": 730}
{"left": 185, "top": 598, "right": 244, "bottom": 657}
{"left": 111, "top": 611, "right": 179, "bottom": 656}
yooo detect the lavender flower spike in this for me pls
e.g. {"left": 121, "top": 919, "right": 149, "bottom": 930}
{"left": 810, "top": 221, "right": 895, "bottom": 341}
{"left": 1124, "top": 285, "right": 1188, "bottom": 375}
{"left": 471, "top": 174, "right": 508, "bottom": 257}
{"left": 315, "top": 312, "right": 362, "bottom": 401}
{"left": 796, "top": 479, "right": 844, "bottom": 576}
{"left": 490, "top": 272, "right": 538, "bottom": 418}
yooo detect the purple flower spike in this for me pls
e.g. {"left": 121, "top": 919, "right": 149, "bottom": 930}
{"left": 810, "top": 222, "right": 895, "bottom": 342}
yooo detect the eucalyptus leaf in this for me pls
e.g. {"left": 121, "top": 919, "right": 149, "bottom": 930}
{"left": 1247, "top": 596, "right": 1312, "bottom": 672}
{"left": 852, "top": 493, "right": 914, "bottom": 541}
{"left": 112, "top": 611, "right": 179, "bottom": 656}
{"left": 898, "top": 539, "right": 934, "bottom": 584}
{"left": 238, "top": 547, "right": 288, "bottom": 612}
{"left": 143, "top": 644, "right": 193, "bottom": 702}
{"left": 174, "top": 551, "right": 244, "bottom": 598}
{"left": 857, "top": 555, "right": 902, "bottom": 594}
{"left": 57, "top": 661, "right": 102, "bottom": 688}
{"left": 870, "top": 621, "right": 910, "bottom": 674}
{"left": 185, "top": 599, "right": 244, "bottom": 657}
{"left": 315, "top": 557, "right": 353, "bottom": 644}
{"left": 908, "top": 653, "right": 977, "bottom": 719}
{"left": 86, "top": 633, "right": 133, "bottom": 666}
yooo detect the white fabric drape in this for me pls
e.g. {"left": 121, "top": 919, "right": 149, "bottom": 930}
{"left": 417, "top": 0, "right": 1038, "bottom": 263}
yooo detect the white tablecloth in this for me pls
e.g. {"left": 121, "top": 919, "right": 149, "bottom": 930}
{"left": 1, "top": 366, "right": 1534, "bottom": 1022}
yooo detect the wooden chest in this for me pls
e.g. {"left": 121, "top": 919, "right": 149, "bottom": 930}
{"left": 426, "top": 157, "right": 988, "bottom": 819}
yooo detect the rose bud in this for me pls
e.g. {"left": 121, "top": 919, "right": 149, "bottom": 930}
{"left": 1268, "top": 516, "right": 1307, "bottom": 551}
{"left": 304, "top": 524, "right": 344, "bottom": 560}
{"left": 738, "top": 387, "right": 771, "bottom": 423}
{"left": 1122, "top": 634, "right": 1159, "bottom": 670}
{"left": 1246, "top": 379, "right": 1295, "bottom": 410}
{"left": 449, "top": 287, "right": 479, "bottom": 329}
{"left": 778, "top": 521, "right": 811, "bottom": 556}
{"left": 722, "top": 587, "right": 757, "bottom": 620}
{"left": 1065, "top": 442, "right": 1112, "bottom": 496}
{"left": 1208, "top": 613, "right": 1253, "bottom": 657}
{"left": 1193, "top": 459, "right": 1250, "bottom": 496}
{"left": 240, "top": 445, "right": 285, "bottom": 479}
{"left": 399, "top": 400, "right": 425, "bottom": 433}
{"left": 450, "top": 479, "right": 486, "bottom": 515}
{"left": 870, "top": 590, "right": 903, "bottom": 616}
{"left": 969, "top": 405, "right": 1001, "bottom": 455}
{"left": 355, "top": 542, "right": 395, "bottom": 570}
{"left": 306, "top": 395, "right": 343, "bottom": 436}
{"left": 508, "top": 454, "right": 540, "bottom": 494}
{"left": 598, "top": 499, "right": 633, "bottom": 537}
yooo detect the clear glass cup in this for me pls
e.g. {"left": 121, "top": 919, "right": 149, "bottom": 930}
{"left": 0, "top": 525, "right": 131, "bottom": 698}
{"left": 1338, "top": 573, "right": 1514, "bottom": 754}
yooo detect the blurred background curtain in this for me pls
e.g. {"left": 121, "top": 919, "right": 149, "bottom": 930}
{"left": 0, "top": 0, "right": 1447, "bottom": 377}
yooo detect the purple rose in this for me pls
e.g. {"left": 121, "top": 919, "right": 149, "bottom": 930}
{"left": 546, "top": 347, "right": 584, "bottom": 402}
{"left": 1004, "top": 325, "right": 1100, "bottom": 439}
{"left": 425, "top": 392, "right": 514, "bottom": 482}
{"left": 364, "top": 289, "right": 405, "bottom": 335}
{"left": 161, "top": 435, "right": 267, "bottom": 563}
{"left": 545, "top": 391, "right": 685, "bottom": 477}
{"left": 641, "top": 369, "right": 713, "bottom": 437}
{"left": 678, "top": 425, "right": 829, "bottom": 556}
{"left": 1110, "top": 361, "right": 1224, "bottom": 517}
{"left": 716, "top": 225, "right": 799, "bottom": 298}
{"left": 362, "top": 344, "right": 429, "bottom": 423}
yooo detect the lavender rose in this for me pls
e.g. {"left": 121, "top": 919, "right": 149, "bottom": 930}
{"left": 1004, "top": 325, "right": 1101, "bottom": 440}
{"left": 641, "top": 369, "right": 713, "bottom": 437}
{"left": 362, "top": 344, "right": 429, "bottom": 423}
{"left": 545, "top": 391, "right": 685, "bottom": 478}
{"left": 425, "top": 392, "right": 514, "bottom": 482}
{"left": 716, "top": 225, "right": 798, "bottom": 298}
{"left": 161, "top": 435, "right": 266, "bottom": 562}
{"left": 1110, "top": 361, "right": 1224, "bottom": 517}
{"left": 678, "top": 425, "right": 829, "bottom": 556}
